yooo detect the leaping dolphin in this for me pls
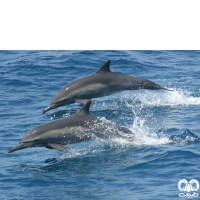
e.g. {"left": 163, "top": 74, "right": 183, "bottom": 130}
{"left": 42, "top": 60, "right": 171, "bottom": 114}
{"left": 8, "top": 101, "right": 133, "bottom": 153}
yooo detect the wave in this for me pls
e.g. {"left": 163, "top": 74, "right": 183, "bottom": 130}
{"left": 169, "top": 129, "right": 200, "bottom": 145}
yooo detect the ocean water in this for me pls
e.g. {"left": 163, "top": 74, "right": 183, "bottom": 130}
{"left": 1, "top": 50, "right": 200, "bottom": 200}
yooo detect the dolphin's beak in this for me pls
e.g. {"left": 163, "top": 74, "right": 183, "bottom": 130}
{"left": 8, "top": 143, "right": 29, "bottom": 153}
{"left": 42, "top": 105, "right": 55, "bottom": 114}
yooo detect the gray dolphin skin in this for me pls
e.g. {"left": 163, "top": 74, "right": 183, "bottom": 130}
{"left": 8, "top": 101, "right": 133, "bottom": 153}
{"left": 42, "top": 60, "right": 171, "bottom": 114}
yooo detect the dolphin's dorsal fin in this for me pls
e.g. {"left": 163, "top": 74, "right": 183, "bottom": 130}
{"left": 95, "top": 60, "right": 111, "bottom": 73}
{"left": 75, "top": 100, "right": 92, "bottom": 116}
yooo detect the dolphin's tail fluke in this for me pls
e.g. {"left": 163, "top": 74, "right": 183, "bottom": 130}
{"left": 42, "top": 105, "right": 55, "bottom": 114}
{"left": 8, "top": 143, "right": 29, "bottom": 153}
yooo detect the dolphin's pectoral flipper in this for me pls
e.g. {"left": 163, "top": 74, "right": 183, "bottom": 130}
{"left": 75, "top": 99, "right": 97, "bottom": 104}
{"left": 46, "top": 143, "right": 70, "bottom": 151}
{"left": 75, "top": 99, "right": 91, "bottom": 104}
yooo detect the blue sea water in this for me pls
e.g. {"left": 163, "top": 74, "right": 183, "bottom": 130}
{"left": 1, "top": 50, "right": 200, "bottom": 200}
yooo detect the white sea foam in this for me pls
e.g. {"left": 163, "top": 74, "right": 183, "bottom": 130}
{"left": 107, "top": 115, "right": 171, "bottom": 148}
{"left": 124, "top": 88, "right": 200, "bottom": 107}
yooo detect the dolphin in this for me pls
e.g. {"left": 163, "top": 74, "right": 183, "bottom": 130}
{"left": 8, "top": 101, "right": 133, "bottom": 153}
{"left": 42, "top": 60, "right": 171, "bottom": 114}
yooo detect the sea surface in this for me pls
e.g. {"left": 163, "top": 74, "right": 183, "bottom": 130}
{"left": 1, "top": 50, "right": 200, "bottom": 200}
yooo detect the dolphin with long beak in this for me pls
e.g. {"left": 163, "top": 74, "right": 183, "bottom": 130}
{"left": 42, "top": 60, "right": 172, "bottom": 114}
{"left": 8, "top": 101, "right": 133, "bottom": 153}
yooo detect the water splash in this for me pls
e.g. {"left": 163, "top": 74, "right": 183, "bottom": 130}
{"left": 59, "top": 88, "right": 200, "bottom": 158}
{"left": 90, "top": 111, "right": 170, "bottom": 149}
{"left": 123, "top": 88, "right": 200, "bottom": 107}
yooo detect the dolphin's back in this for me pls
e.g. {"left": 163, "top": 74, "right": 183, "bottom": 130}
{"left": 20, "top": 114, "right": 97, "bottom": 143}
{"left": 51, "top": 73, "right": 113, "bottom": 105}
